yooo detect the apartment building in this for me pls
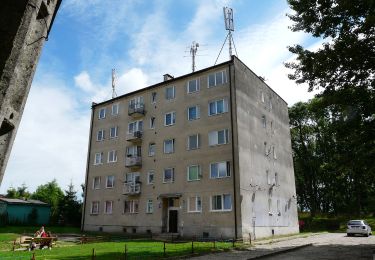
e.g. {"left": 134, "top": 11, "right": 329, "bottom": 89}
{"left": 82, "top": 56, "right": 299, "bottom": 240}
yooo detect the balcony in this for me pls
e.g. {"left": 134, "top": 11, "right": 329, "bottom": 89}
{"left": 125, "top": 156, "right": 142, "bottom": 168}
{"left": 123, "top": 182, "right": 141, "bottom": 195}
{"left": 126, "top": 131, "right": 142, "bottom": 142}
{"left": 128, "top": 103, "right": 145, "bottom": 117}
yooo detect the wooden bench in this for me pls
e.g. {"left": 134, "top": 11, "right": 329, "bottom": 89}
{"left": 15, "top": 236, "right": 57, "bottom": 251}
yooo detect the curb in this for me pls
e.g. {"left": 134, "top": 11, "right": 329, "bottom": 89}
{"left": 247, "top": 243, "right": 313, "bottom": 259}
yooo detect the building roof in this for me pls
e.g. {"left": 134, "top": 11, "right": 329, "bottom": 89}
{"left": 0, "top": 198, "right": 49, "bottom": 206}
{"left": 92, "top": 56, "right": 287, "bottom": 108}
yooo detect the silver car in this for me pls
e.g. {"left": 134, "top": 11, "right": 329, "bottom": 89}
{"left": 347, "top": 220, "right": 372, "bottom": 237}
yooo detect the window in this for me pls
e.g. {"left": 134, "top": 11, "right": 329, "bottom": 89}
{"left": 208, "top": 129, "right": 229, "bottom": 146}
{"left": 147, "top": 171, "right": 154, "bottom": 184}
{"left": 164, "top": 112, "right": 176, "bottom": 126}
{"left": 112, "top": 103, "right": 119, "bottom": 115}
{"left": 91, "top": 201, "right": 99, "bottom": 214}
{"left": 165, "top": 86, "right": 175, "bottom": 100}
{"left": 146, "top": 199, "right": 153, "bottom": 213}
{"left": 188, "top": 106, "right": 200, "bottom": 121}
{"left": 124, "top": 200, "right": 139, "bottom": 214}
{"left": 128, "top": 120, "right": 143, "bottom": 134}
{"left": 164, "top": 139, "right": 175, "bottom": 154}
{"left": 261, "top": 92, "right": 265, "bottom": 103}
{"left": 268, "top": 198, "right": 272, "bottom": 214}
{"left": 129, "top": 96, "right": 144, "bottom": 109}
{"left": 262, "top": 115, "right": 266, "bottom": 128}
{"left": 210, "top": 161, "right": 230, "bottom": 178}
{"left": 126, "top": 146, "right": 141, "bottom": 157}
{"left": 267, "top": 170, "right": 271, "bottom": 185}
{"left": 94, "top": 152, "right": 103, "bottom": 165}
{"left": 125, "top": 172, "right": 140, "bottom": 185}
{"left": 98, "top": 108, "right": 106, "bottom": 119}
{"left": 208, "top": 70, "right": 227, "bottom": 87}
{"left": 110, "top": 126, "right": 118, "bottom": 139}
{"left": 163, "top": 168, "right": 175, "bottom": 183}
{"left": 208, "top": 99, "right": 228, "bottom": 116}
{"left": 93, "top": 177, "right": 101, "bottom": 189}
{"left": 150, "top": 117, "right": 155, "bottom": 129}
{"left": 211, "top": 194, "right": 232, "bottom": 211}
{"left": 273, "top": 146, "right": 277, "bottom": 159}
{"left": 106, "top": 175, "right": 115, "bottom": 188}
{"left": 275, "top": 172, "right": 279, "bottom": 186}
{"left": 187, "top": 165, "right": 201, "bottom": 181}
{"left": 151, "top": 92, "right": 157, "bottom": 103}
{"left": 188, "top": 196, "right": 202, "bottom": 212}
{"left": 187, "top": 79, "right": 200, "bottom": 93}
{"left": 108, "top": 150, "right": 117, "bottom": 163}
{"left": 188, "top": 134, "right": 200, "bottom": 150}
{"left": 105, "top": 201, "right": 113, "bottom": 214}
{"left": 148, "top": 143, "right": 155, "bottom": 156}
{"left": 97, "top": 129, "right": 105, "bottom": 141}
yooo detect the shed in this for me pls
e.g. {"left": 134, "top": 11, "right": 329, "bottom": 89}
{"left": 0, "top": 198, "right": 51, "bottom": 225}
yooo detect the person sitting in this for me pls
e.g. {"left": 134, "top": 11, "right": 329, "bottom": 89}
{"left": 39, "top": 231, "right": 52, "bottom": 249}
{"left": 29, "top": 231, "right": 40, "bottom": 251}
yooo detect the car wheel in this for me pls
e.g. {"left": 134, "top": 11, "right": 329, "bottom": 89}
{"left": 364, "top": 233, "right": 369, "bottom": 237}
{"left": 347, "top": 233, "right": 352, "bottom": 237}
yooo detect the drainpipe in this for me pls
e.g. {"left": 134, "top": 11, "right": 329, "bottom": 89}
{"left": 81, "top": 104, "right": 95, "bottom": 232}
{"left": 228, "top": 56, "right": 238, "bottom": 239}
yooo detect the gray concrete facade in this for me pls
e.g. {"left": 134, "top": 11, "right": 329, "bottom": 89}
{"left": 0, "top": 0, "right": 61, "bottom": 184}
{"left": 82, "top": 56, "right": 298, "bottom": 239}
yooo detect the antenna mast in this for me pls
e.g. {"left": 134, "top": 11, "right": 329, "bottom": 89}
{"left": 223, "top": 7, "right": 234, "bottom": 59}
{"left": 190, "top": 41, "right": 199, "bottom": 72}
{"left": 111, "top": 68, "right": 117, "bottom": 99}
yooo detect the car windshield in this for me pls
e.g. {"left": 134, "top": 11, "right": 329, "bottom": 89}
{"left": 348, "top": 220, "right": 362, "bottom": 225}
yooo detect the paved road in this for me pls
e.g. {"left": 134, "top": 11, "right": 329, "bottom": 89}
{"left": 190, "top": 233, "right": 375, "bottom": 260}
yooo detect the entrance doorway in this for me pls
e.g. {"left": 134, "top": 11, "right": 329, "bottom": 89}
{"left": 169, "top": 210, "right": 178, "bottom": 233}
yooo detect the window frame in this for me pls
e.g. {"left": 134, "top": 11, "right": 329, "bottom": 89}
{"left": 187, "top": 106, "right": 200, "bottom": 121}
{"left": 94, "top": 152, "right": 103, "bottom": 165}
{"left": 106, "top": 175, "right": 115, "bottom": 188}
{"left": 210, "top": 194, "right": 232, "bottom": 212}
{"left": 188, "top": 196, "right": 202, "bottom": 213}
{"left": 151, "top": 92, "right": 157, "bottom": 104}
{"left": 187, "top": 165, "right": 201, "bottom": 181}
{"left": 96, "top": 129, "right": 105, "bottom": 141}
{"left": 109, "top": 126, "right": 118, "bottom": 139}
{"left": 111, "top": 103, "right": 119, "bottom": 115}
{"left": 150, "top": 116, "right": 156, "bottom": 129}
{"left": 123, "top": 200, "right": 139, "bottom": 214}
{"left": 147, "top": 171, "right": 155, "bottom": 185}
{"left": 128, "top": 120, "right": 143, "bottom": 134}
{"left": 148, "top": 143, "right": 155, "bottom": 156}
{"left": 187, "top": 134, "right": 200, "bottom": 150}
{"left": 98, "top": 108, "right": 106, "bottom": 119}
{"left": 163, "top": 168, "right": 175, "bottom": 183}
{"left": 165, "top": 86, "right": 175, "bottom": 100}
{"left": 208, "top": 129, "right": 229, "bottom": 146}
{"left": 146, "top": 199, "right": 153, "bottom": 213}
{"left": 163, "top": 139, "right": 175, "bottom": 154}
{"left": 107, "top": 150, "right": 117, "bottom": 163}
{"left": 207, "top": 70, "right": 227, "bottom": 88}
{"left": 164, "top": 111, "right": 176, "bottom": 126}
{"left": 93, "top": 176, "right": 101, "bottom": 190}
{"left": 91, "top": 201, "right": 100, "bottom": 215}
{"left": 208, "top": 98, "right": 228, "bottom": 116}
{"left": 187, "top": 78, "right": 200, "bottom": 93}
{"left": 104, "top": 200, "right": 113, "bottom": 214}
{"left": 210, "top": 161, "right": 231, "bottom": 179}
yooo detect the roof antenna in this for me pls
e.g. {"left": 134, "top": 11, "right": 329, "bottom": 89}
{"left": 190, "top": 41, "right": 199, "bottom": 72}
{"left": 111, "top": 68, "right": 117, "bottom": 99}
{"left": 215, "top": 7, "right": 238, "bottom": 65}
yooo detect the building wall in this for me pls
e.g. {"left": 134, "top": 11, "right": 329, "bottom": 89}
{"left": 83, "top": 64, "right": 237, "bottom": 238}
{"left": 0, "top": 202, "right": 50, "bottom": 225}
{"left": 232, "top": 57, "right": 299, "bottom": 240}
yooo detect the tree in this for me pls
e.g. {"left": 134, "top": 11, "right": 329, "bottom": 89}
{"left": 31, "top": 179, "right": 64, "bottom": 224}
{"left": 6, "top": 183, "right": 31, "bottom": 199}
{"left": 58, "top": 182, "right": 82, "bottom": 226}
{"left": 286, "top": 0, "right": 375, "bottom": 216}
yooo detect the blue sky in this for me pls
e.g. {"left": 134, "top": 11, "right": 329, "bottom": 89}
{"left": 0, "top": 0, "right": 318, "bottom": 194}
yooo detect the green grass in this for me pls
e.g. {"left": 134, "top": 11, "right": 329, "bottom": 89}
{"left": 0, "top": 226, "right": 81, "bottom": 235}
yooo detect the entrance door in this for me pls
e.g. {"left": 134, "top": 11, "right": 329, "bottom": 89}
{"left": 168, "top": 210, "right": 178, "bottom": 233}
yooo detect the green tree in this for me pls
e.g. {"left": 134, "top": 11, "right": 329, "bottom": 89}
{"left": 31, "top": 179, "right": 64, "bottom": 224}
{"left": 58, "top": 182, "right": 82, "bottom": 226}
{"left": 6, "top": 183, "right": 31, "bottom": 199}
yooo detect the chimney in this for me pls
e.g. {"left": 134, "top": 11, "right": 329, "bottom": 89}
{"left": 163, "top": 74, "right": 174, "bottom": 82}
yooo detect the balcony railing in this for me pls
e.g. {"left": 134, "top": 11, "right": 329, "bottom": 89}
{"left": 123, "top": 182, "right": 141, "bottom": 195}
{"left": 125, "top": 156, "right": 142, "bottom": 168}
{"left": 128, "top": 103, "right": 145, "bottom": 117}
{"left": 126, "top": 131, "right": 143, "bottom": 142}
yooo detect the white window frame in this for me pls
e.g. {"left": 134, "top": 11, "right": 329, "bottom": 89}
{"left": 107, "top": 150, "right": 117, "bottom": 163}
{"left": 208, "top": 129, "right": 229, "bottom": 146}
{"left": 106, "top": 175, "right": 115, "bottom": 188}
{"left": 188, "top": 196, "right": 202, "bottom": 213}
{"left": 165, "top": 86, "right": 175, "bottom": 100}
{"left": 164, "top": 111, "right": 176, "bottom": 126}
{"left": 187, "top": 165, "right": 201, "bottom": 181}
{"left": 187, "top": 134, "right": 200, "bottom": 150}
{"left": 129, "top": 96, "right": 144, "bottom": 109}
{"left": 187, "top": 78, "right": 200, "bottom": 93}
{"left": 98, "top": 108, "right": 106, "bottom": 119}
{"left": 96, "top": 129, "right": 105, "bottom": 141}
{"left": 147, "top": 170, "right": 155, "bottom": 185}
{"left": 111, "top": 103, "right": 119, "bottom": 115}
{"left": 163, "top": 139, "right": 175, "bottom": 154}
{"left": 148, "top": 143, "right": 155, "bottom": 156}
{"left": 208, "top": 98, "right": 228, "bottom": 116}
{"left": 163, "top": 168, "right": 175, "bottom": 183}
{"left": 109, "top": 126, "right": 118, "bottom": 139}
{"left": 91, "top": 201, "right": 100, "bottom": 215}
{"left": 146, "top": 199, "right": 153, "bottom": 213}
{"left": 123, "top": 200, "right": 139, "bottom": 214}
{"left": 210, "top": 161, "right": 230, "bottom": 179}
{"left": 150, "top": 116, "right": 156, "bottom": 129}
{"left": 187, "top": 106, "right": 200, "bottom": 121}
{"left": 126, "top": 145, "right": 141, "bottom": 157}
{"left": 92, "top": 176, "right": 101, "bottom": 190}
{"left": 262, "top": 115, "right": 266, "bottom": 128}
{"left": 94, "top": 152, "right": 103, "bottom": 165}
{"left": 128, "top": 120, "right": 143, "bottom": 134}
{"left": 210, "top": 194, "right": 232, "bottom": 212}
{"left": 151, "top": 92, "right": 157, "bottom": 104}
{"left": 104, "top": 200, "right": 113, "bottom": 214}
{"left": 207, "top": 70, "right": 227, "bottom": 88}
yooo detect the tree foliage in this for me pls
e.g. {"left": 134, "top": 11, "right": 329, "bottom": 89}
{"left": 6, "top": 183, "right": 31, "bottom": 199}
{"left": 287, "top": 0, "right": 375, "bottom": 216}
{"left": 58, "top": 182, "right": 82, "bottom": 226}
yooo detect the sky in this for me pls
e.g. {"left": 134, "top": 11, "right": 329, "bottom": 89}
{"left": 0, "top": 0, "right": 319, "bottom": 194}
